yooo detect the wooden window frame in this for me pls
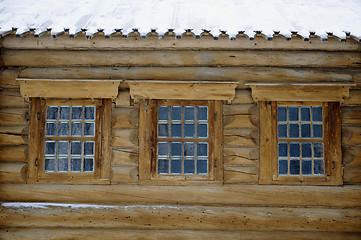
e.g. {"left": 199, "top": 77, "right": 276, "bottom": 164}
{"left": 139, "top": 99, "right": 223, "bottom": 185}
{"left": 28, "top": 98, "right": 112, "bottom": 184}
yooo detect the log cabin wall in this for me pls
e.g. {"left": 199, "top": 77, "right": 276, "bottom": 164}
{"left": 0, "top": 32, "right": 361, "bottom": 239}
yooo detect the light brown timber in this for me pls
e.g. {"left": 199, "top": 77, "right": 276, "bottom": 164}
{"left": 223, "top": 147, "right": 259, "bottom": 166}
{"left": 112, "top": 129, "right": 139, "bottom": 149}
{"left": 342, "top": 126, "right": 361, "bottom": 146}
{"left": 223, "top": 165, "right": 258, "bottom": 183}
{"left": 0, "top": 145, "right": 27, "bottom": 162}
{"left": 344, "top": 89, "right": 361, "bottom": 105}
{"left": 0, "top": 162, "right": 27, "bottom": 183}
{"left": 100, "top": 99, "right": 112, "bottom": 180}
{"left": 111, "top": 166, "right": 138, "bottom": 183}
{"left": 223, "top": 115, "right": 257, "bottom": 129}
{"left": 0, "top": 125, "right": 28, "bottom": 135}
{"left": 115, "top": 90, "right": 131, "bottom": 107}
{"left": 344, "top": 166, "right": 361, "bottom": 184}
{"left": 112, "top": 148, "right": 138, "bottom": 166}
{"left": 343, "top": 145, "right": 361, "bottom": 167}
{"left": 341, "top": 106, "right": 361, "bottom": 125}
{"left": 0, "top": 133, "right": 27, "bottom": 146}
{"left": 223, "top": 103, "right": 257, "bottom": 115}
{"left": 0, "top": 90, "right": 28, "bottom": 107}
{"left": 112, "top": 107, "right": 139, "bottom": 129}
{"left": 0, "top": 108, "right": 28, "bottom": 126}
{"left": 0, "top": 68, "right": 20, "bottom": 89}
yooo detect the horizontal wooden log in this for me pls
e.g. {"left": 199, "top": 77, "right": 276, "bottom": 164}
{"left": 224, "top": 135, "right": 257, "bottom": 148}
{"left": 224, "top": 147, "right": 259, "bottom": 166}
{"left": 223, "top": 104, "right": 257, "bottom": 115}
{"left": 3, "top": 50, "right": 361, "bottom": 68}
{"left": 0, "top": 68, "right": 20, "bottom": 89}
{"left": 0, "top": 90, "right": 28, "bottom": 107}
{"left": 0, "top": 108, "right": 28, "bottom": 126}
{"left": 0, "top": 145, "right": 27, "bottom": 162}
{"left": 343, "top": 146, "right": 361, "bottom": 167}
{"left": 1, "top": 184, "right": 360, "bottom": 207}
{"left": 111, "top": 166, "right": 138, "bottom": 183}
{"left": 344, "top": 89, "right": 361, "bottom": 105}
{"left": 342, "top": 126, "right": 361, "bottom": 145}
{"left": 112, "top": 129, "right": 139, "bottom": 149}
{"left": 341, "top": 106, "right": 361, "bottom": 125}
{"left": 1, "top": 203, "right": 360, "bottom": 231}
{"left": 112, "top": 148, "right": 138, "bottom": 166}
{"left": 0, "top": 162, "right": 27, "bottom": 183}
{"left": 0, "top": 125, "right": 28, "bottom": 135}
{"left": 1, "top": 228, "right": 360, "bottom": 240}
{"left": 18, "top": 67, "right": 361, "bottom": 88}
{"left": 344, "top": 166, "right": 361, "bottom": 184}
{"left": 224, "top": 165, "right": 258, "bottom": 183}
{"left": 112, "top": 107, "right": 139, "bottom": 129}
{"left": 115, "top": 90, "right": 130, "bottom": 107}
{"left": 223, "top": 115, "right": 257, "bottom": 129}
{"left": 232, "top": 90, "right": 254, "bottom": 104}
{"left": 0, "top": 133, "right": 27, "bottom": 146}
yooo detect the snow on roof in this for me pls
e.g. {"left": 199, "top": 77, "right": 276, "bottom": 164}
{"left": 0, "top": 0, "right": 360, "bottom": 40}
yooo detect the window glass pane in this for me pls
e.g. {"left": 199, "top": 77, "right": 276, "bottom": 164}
{"left": 158, "top": 123, "right": 169, "bottom": 137}
{"left": 290, "top": 159, "right": 300, "bottom": 175}
{"left": 277, "top": 124, "right": 287, "bottom": 138}
{"left": 184, "top": 159, "right": 195, "bottom": 174}
{"left": 84, "top": 141, "right": 95, "bottom": 156}
{"left": 197, "top": 123, "right": 208, "bottom": 138}
{"left": 184, "top": 123, "right": 195, "bottom": 138}
{"left": 197, "top": 107, "right": 208, "bottom": 121}
{"left": 58, "top": 141, "right": 69, "bottom": 156}
{"left": 170, "top": 159, "right": 182, "bottom": 174}
{"left": 83, "top": 158, "right": 94, "bottom": 172}
{"left": 158, "top": 106, "right": 169, "bottom": 121}
{"left": 70, "top": 158, "right": 81, "bottom": 172}
{"left": 171, "top": 106, "right": 182, "bottom": 121}
{"left": 197, "top": 159, "right": 208, "bottom": 174}
{"left": 289, "top": 107, "right": 299, "bottom": 121}
{"left": 46, "top": 106, "right": 58, "bottom": 120}
{"left": 302, "top": 143, "right": 312, "bottom": 158}
{"left": 278, "top": 143, "right": 288, "bottom": 157}
{"left": 184, "top": 107, "right": 195, "bottom": 121}
{"left": 197, "top": 143, "right": 208, "bottom": 157}
{"left": 301, "top": 124, "right": 311, "bottom": 138}
{"left": 278, "top": 159, "right": 288, "bottom": 175}
{"left": 59, "top": 106, "right": 70, "bottom": 120}
{"left": 289, "top": 123, "right": 299, "bottom": 138}
{"left": 71, "top": 122, "right": 83, "bottom": 136}
{"left": 301, "top": 107, "right": 310, "bottom": 121}
{"left": 170, "top": 142, "right": 181, "bottom": 157}
{"left": 45, "top": 141, "right": 56, "bottom": 156}
{"left": 302, "top": 160, "right": 312, "bottom": 175}
{"left": 72, "top": 106, "right": 83, "bottom": 120}
{"left": 184, "top": 142, "right": 195, "bottom": 157}
{"left": 71, "top": 141, "right": 82, "bottom": 156}
{"left": 158, "top": 159, "right": 169, "bottom": 174}
{"left": 45, "top": 157, "right": 55, "bottom": 172}
{"left": 171, "top": 123, "right": 182, "bottom": 138}
{"left": 45, "top": 122, "right": 56, "bottom": 136}
{"left": 313, "top": 143, "right": 324, "bottom": 158}
{"left": 58, "top": 122, "right": 69, "bottom": 136}
{"left": 312, "top": 107, "right": 323, "bottom": 122}
{"left": 84, "top": 122, "right": 95, "bottom": 136}
{"left": 290, "top": 143, "right": 300, "bottom": 157}
{"left": 57, "top": 157, "right": 68, "bottom": 172}
{"left": 85, "top": 106, "right": 95, "bottom": 120}
{"left": 313, "top": 124, "right": 323, "bottom": 138}
{"left": 314, "top": 160, "right": 324, "bottom": 175}
{"left": 158, "top": 142, "right": 169, "bottom": 156}
{"left": 277, "top": 107, "right": 287, "bottom": 121}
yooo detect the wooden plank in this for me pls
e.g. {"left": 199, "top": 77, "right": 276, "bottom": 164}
{"left": 224, "top": 165, "right": 258, "bottom": 183}
{"left": 1, "top": 228, "right": 361, "bottom": 240}
{"left": 129, "top": 82, "right": 237, "bottom": 101}
{"left": 112, "top": 148, "right": 138, "bottom": 166}
{"left": 3, "top": 50, "right": 361, "bottom": 67}
{"left": 1, "top": 184, "right": 360, "bottom": 207}
{"left": 223, "top": 104, "right": 257, "bottom": 115}
{"left": 344, "top": 166, "right": 361, "bottom": 184}
{"left": 0, "top": 68, "right": 20, "bottom": 89}
{"left": 0, "top": 90, "right": 28, "bottom": 107}
{"left": 0, "top": 108, "right": 28, "bottom": 126}
{"left": 0, "top": 125, "right": 28, "bottom": 135}
{"left": 100, "top": 99, "right": 112, "bottom": 180}
{"left": 224, "top": 147, "right": 258, "bottom": 166}
{"left": 342, "top": 106, "right": 361, "bottom": 125}
{"left": 112, "top": 107, "right": 139, "bottom": 129}
{"left": 112, "top": 129, "right": 139, "bottom": 149}
{"left": 344, "top": 89, "right": 361, "bottom": 105}
{"left": 223, "top": 135, "right": 256, "bottom": 147}
{"left": 0, "top": 162, "right": 27, "bottom": 183}
{"left": 18, "top": 79, "right": 121, "bottom": 99}
{"left": 232, "top": 90, "right": 254, "bottom": 104}
{"left": 343, "top": 145, "right": 361, "bottom": 167}
{"left": 1, "top": 203, "right": 360, "bottom": 231}
{"left": 27, "top": 98, "right": 41, "bottom": 183}
{"left": 342, "top": 126, "right": 361, "bottom": 145}
{"left": 111, "top": 166, "right": 138, "bottom": 183}
{"left": 115, "top": 90, "right": 130, "bottom": 107}
{"left": 0, "top": 145, "right": 27, "bottom": 162}
{"left": 223, "top": 115, "right": 257, "bottom": 129}
{"left": 213, "top": 100, "right": 223, "bottom": 181}
{"left": 19, "top": 67, "right": 360, "bottom": 88}
{"left": 0, "top": 133, "right": 27, "bottom": 146}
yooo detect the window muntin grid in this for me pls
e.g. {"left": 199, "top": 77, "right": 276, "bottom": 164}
{"left": 44, "top": 105, "right": 96, "bottom": 173}
{"left": 157, "top": 105, "right": 209, "bottom": 175}
{"left": 277, "top": 105, "right": 324, "bottom": 176}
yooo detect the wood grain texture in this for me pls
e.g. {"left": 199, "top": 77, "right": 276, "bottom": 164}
{"left": 0, "top": 162, "right": 27, "bottom": 183}
{"left": 112, "top": 148, "right": 138, "bottom": 166}
{"left": 0, "top": 133, "right": 27, "bottom": 146}
{"left": 344, "top": 89, "right": 361, "bottom": 105}
{"left": 223, "top": 115, "right": 257, "bottom": 129}
{"left": 223, "top": 147, "right": 258, "bottom": 166}
{"left": 344, "top": 166, "right": 361, "bottom": 184}
{"left": 100, "top": 99, "right": 112, "bottom": 180}
{"left": 3, "top": 50, "right": 361, "bottom": 67}
{"left": 0, "top": 125, "right": 28, "bottom": 135}
{"left": 342, "top": 106, "right": 361, "bottom": 125}
{"left": 112, "top": 129, "right": 139, "bottom": 149}
{"left": 115, "top": 90, "right": 130, "bottom": 107}
{"left": 343, "top": 146, "right": 361, "bottom": 167}
{"left": 0, "top": 90, "right": 28, "bottom": 107}
{"left": 1, "top": 204, "right": 360, "bottom": 231}
{"left": 0, "top": 145, "right": 27, "bottom": 162}
{"left": 0, "top": 108, "right": 28, "bottom": 126}
{"left": 223, "top": 165, "right": 258, "bottom": 183}
{"left": 0, "top": 68, "right": 20, "bottom": 89}
{"left": 112, "top": 107, "right": 139, "bottom": 129}
{"left": 342, "top": 126, "right": 361, "bottom": 146}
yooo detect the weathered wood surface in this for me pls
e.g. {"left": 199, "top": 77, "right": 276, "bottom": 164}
{"left": 344, "top": 166, "right": 361, "bottom": 184}
{"left": 1, "top": 184, "right": 360, "bottom": 207}
{"left": 0, "top": 145, "right": 27, "bottom": 162}
{"left": 342, "top": 126, "right": 361, "bottom": 146}
{"left": 223, "top": 147, "right": 258, "bottom": 166}
{"left": 2, "top": 34, "right": 361, "bottom": 51}
{"left": 0, "top": 108, "right": 28, "bottom": 126}
{"left": 344, "top": 89, "right": 361, "bottom": 105}
{"left": 115, "top": 90, "right": 130, "bottom": 107}
{"left": 232, "top": 90, "right": 254, "bottom": 104}
{"left": 112, "top": 107, "right": 139, "bottom": 129}
{"left": 112, "top": 129, "right": 139, "bottom": 149}
{"left": 223, "top": 104, "right": 257, "bottom": 115}
{"left": 112, "top": 148, "right": 138, "bottom": 166}
{"left": 223, "top": 115, "right": 257, "bottom": 129}
{"left": 343, "top": 146, "right": 361, "bottom": 167}
{"left": 223, "top": 165, "right": 258, "bottom": 183}
{"left": 0, "top": 125, "right": 28, "bottom": 135}
{"left": 18, "top": 67, "right": 361, "bottom": 88}
{"left": 0, "top": 162, "right": 27, "bottom": 183}
{"left": 111, "top": 166, "right": 138, "bottom": 183}
{"left": 0, "top": 133, "right": 27, "bottom": 146}
{"left": 0, "top": 90, "right": 28, "bottom": 107}
{"left": 3, "top": 50, "right": 361, "bottom": 67}
{"left": 0, "top": 68, "right": 20, "bottom": 89}
{"left": 1, "top": 203, "right": 360, "bottom": 231}
{"left": 1, "top": 228, "right": 360, "bottom": 240}
{"left": 342, "top": 106, "right": 361, "bottom": 125}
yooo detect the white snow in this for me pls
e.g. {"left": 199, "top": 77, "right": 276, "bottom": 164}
{"left": 0, "top": 0, "right": 360, "bottom": 39}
